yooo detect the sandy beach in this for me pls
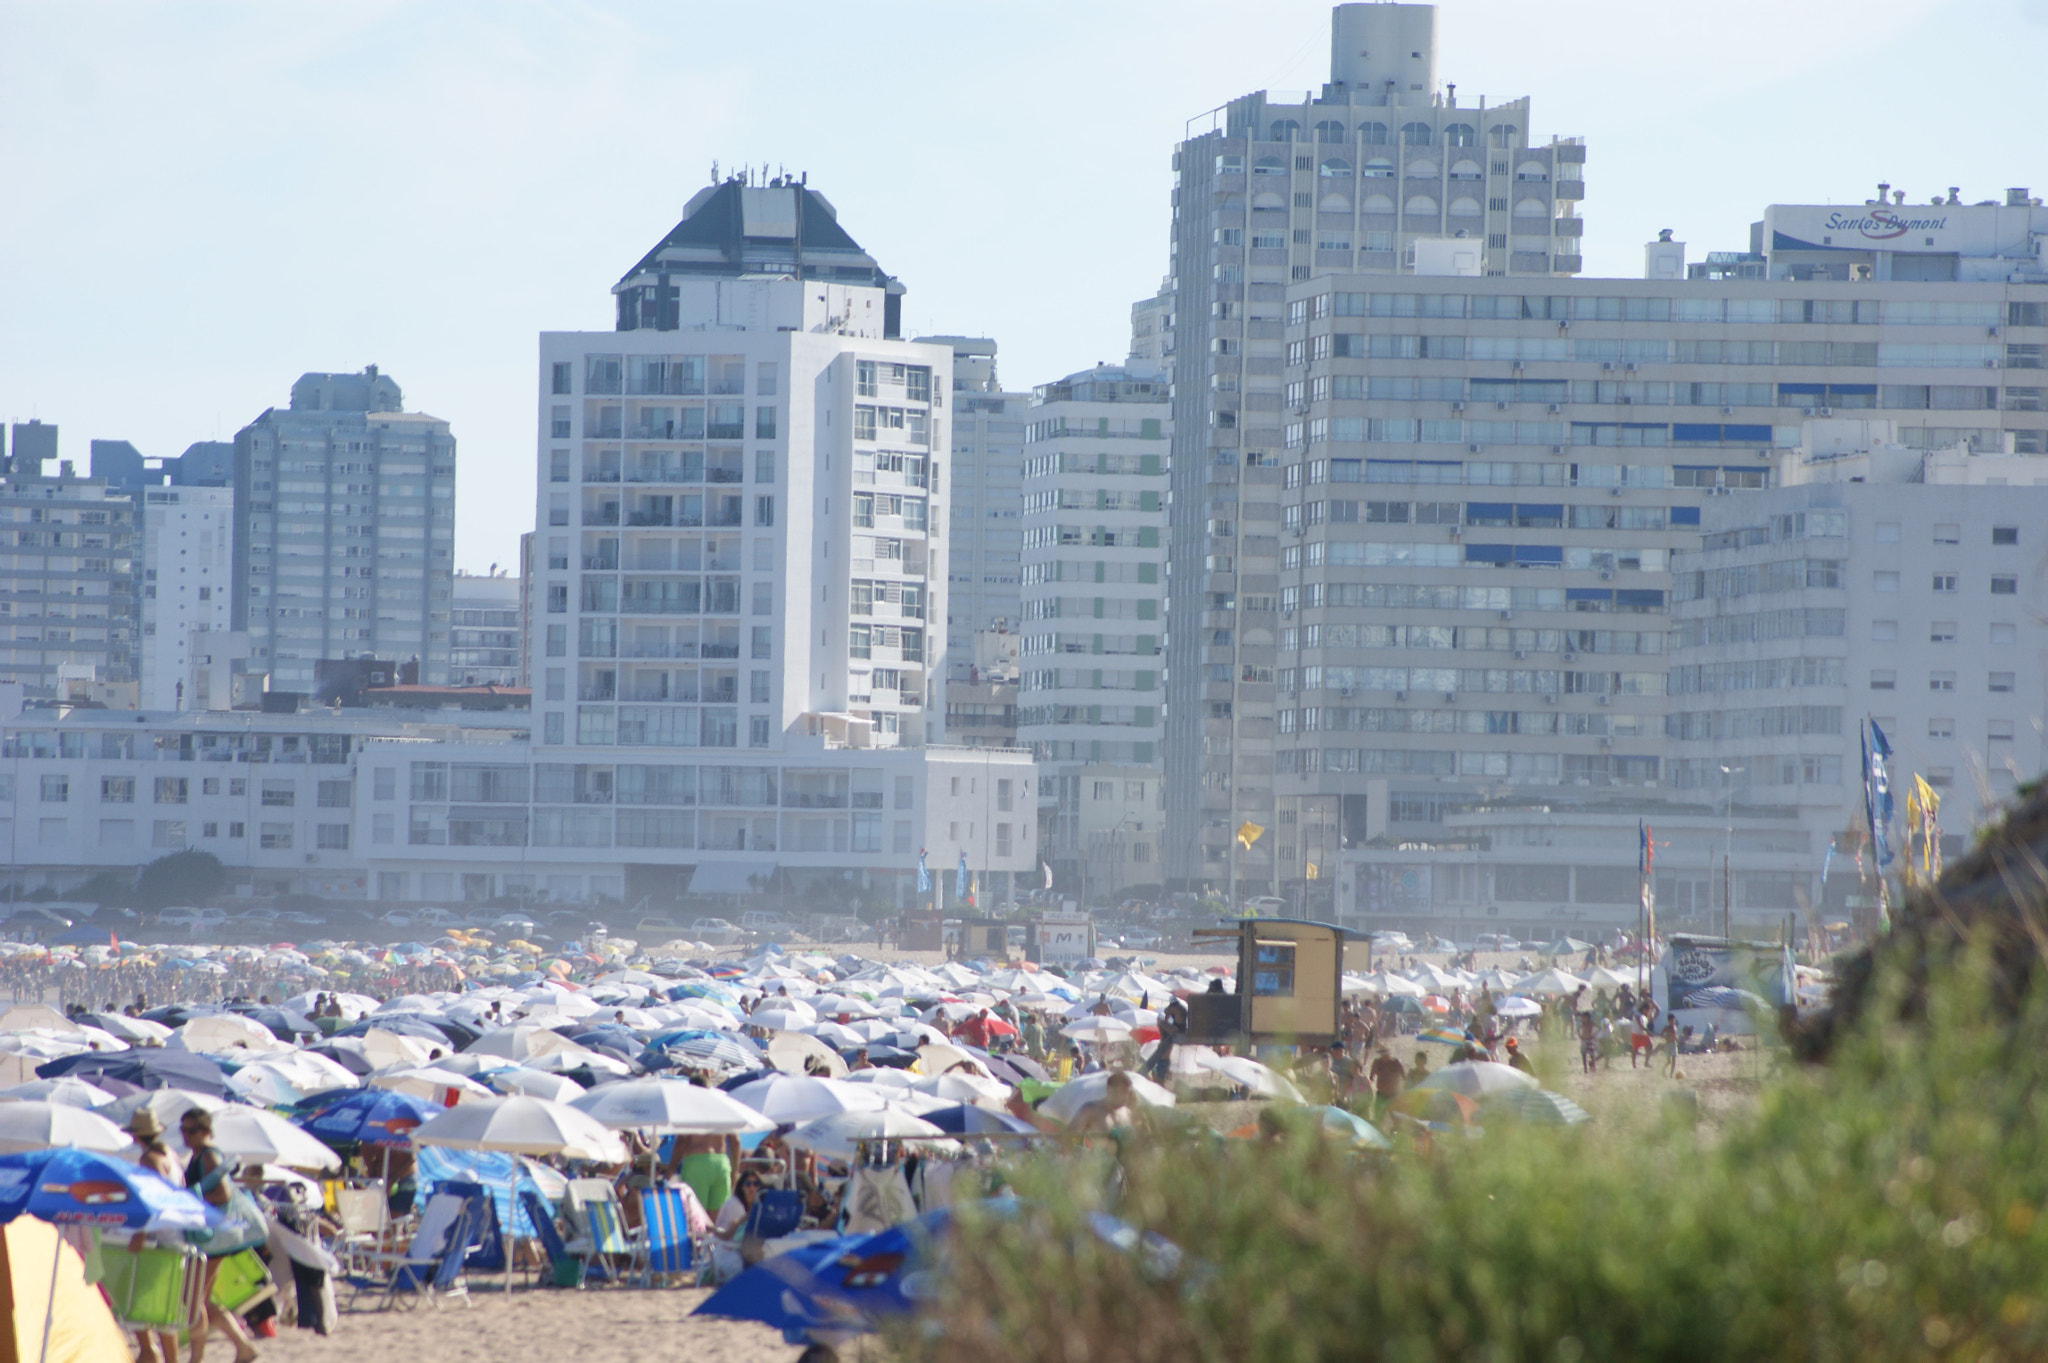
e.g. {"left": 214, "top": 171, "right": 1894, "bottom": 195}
{"left": 261, "top": 1285, "right": 800, "bottom": 1363}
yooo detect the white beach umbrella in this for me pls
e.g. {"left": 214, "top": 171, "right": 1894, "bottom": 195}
{"left": 0, "top": 1101, "right": 131, "bottom": 1155}
{"left": 0, "top": 1077, "right": 116, "bottom": 1109}
{"left": 1409, "top": 1060, "right": 1540, "bottom": 1098}
{"left": 367, "top": 1066, "right": 494, "bottom": 1103}
{"left": 909, "top": 1072, "right": 1012, "bottom": 1109}
{"left": 210, "top": 1108, "right": 343, "bottom": 1172}
{"left": 1036, "top": 1071, "right": 1177, "bottom": 1125}
{"left": 463, "top": 1025, "right": 590, "bottom": 1063}
{"left": 1061, "top": 1017, "right": 1134, "bottom": 1045}
{"left": 726, "top": 1073, "right": 887, "bottom": 1125}
{"left": 783, "top": 1109, "right": 955, "bottom": 1160}
{"left": 568, "top": 1078, "right": 774, "bottom": 1134}
{"left": 482, "top": 1068, "right": 585, "bottom": 1102}
{"left": 1193, "top": 1054, "right": 1306, "bottom": 1102}
{"left": 410, "top": 1095, "right": 627, "bottom": 1162}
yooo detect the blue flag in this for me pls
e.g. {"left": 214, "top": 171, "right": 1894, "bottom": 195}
{"left": 1864, "top": 719, "right": 1895, "bottom": 867}
{"left": 916, "top": 848, "right": 929, "bottom": 894}
{"left": 956, "top": 850, "right": 970, "bottom": 900}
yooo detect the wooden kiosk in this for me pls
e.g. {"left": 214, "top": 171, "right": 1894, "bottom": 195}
{"left": 1184, "top": 917, "right": 1346, "bottom": 1048}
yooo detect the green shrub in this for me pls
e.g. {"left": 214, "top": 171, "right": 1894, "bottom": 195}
{"left": 910, "top": 943, "right": 2048, "bottom": 1361}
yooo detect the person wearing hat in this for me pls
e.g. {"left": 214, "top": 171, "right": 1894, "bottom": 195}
{"left": 126, "top": 1109, "right": 186, "bottom": 1363}
{"left": 1504, "top": 1036, "right": 1532, "bottom": 1074}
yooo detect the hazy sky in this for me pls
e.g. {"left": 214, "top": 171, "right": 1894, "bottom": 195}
{"left": 4, "top": 0, "right": 2043, "bottom": 572}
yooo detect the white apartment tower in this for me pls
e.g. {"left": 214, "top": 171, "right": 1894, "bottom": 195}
{"left": 920, "top": 336, "right": 1029, "bottom": 678}
{"left": 1164, "top": 2, "right": 1585, "bottom": 890}
{"left": 1017, "top": 364, "right": 1172, "bottom": 895}
{"left": 138, "top": 485, "right": 233, "bottom": 710}
{"left": 231, "top": 368, "right": 457, "bottom": 692}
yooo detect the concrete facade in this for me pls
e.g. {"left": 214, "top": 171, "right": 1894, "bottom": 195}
{"left": 137, "top": 486, "right": 233, "bottom": 710}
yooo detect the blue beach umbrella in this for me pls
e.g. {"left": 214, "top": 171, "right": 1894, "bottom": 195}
{"left": 0, "top": 1148, "right": 210, "bottom": 1232}
{"left": 298, "top": 1088, "right": 439, "bottom": 1148}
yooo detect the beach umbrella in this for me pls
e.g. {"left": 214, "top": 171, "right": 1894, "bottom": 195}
{"left": 36, "top": 1050, "right": 230, "bottom": 1098}
{"left": 0, "top": 1078, "right": 115, "bottom": 1110}
{"left": 1356, "top": 971, "right": 1424, "bottom": 998}
{"left": 570, "top": 1079, "right": 775, "bottom": 1134}
{"left": 642, "top": 1033, "right": 759, "bottom": 1071}
{"left": 171, "top": 1014, "right": 286, "bottom": 1056}
{"left": 784, "top": 1109, "right": 954, "bottom": 1161}
{"left": 1416, "top": 1027, "right": 1470, "bottom": 1047}
{"left": 208, "top": 1109, "right": 342, "bottom": 1172}
{"left": 1311, "top": 1105, "right": 1393, "bottom": 1150}
{"left": 1493, "top": 996, "right": 1543, "bottom": 1019}
{"left": 0, "top": 1005, "right": 79, "bottom": 1035}
{"left": 765, "top": 1033, "right": 848, "bottom": 1079}
{"left": 0, "top": 1147, "right": 210, "bottom": 1231}
{"left": 463, "top": 1026, "right": 591, "bottom": 1064}
{"left": 1060, "top": 1017, "right": 1134, "bottom": 1045}
{"left": 1542, "top": 938, "right": 1594, "bottom": 958}
{"left": 228, "top": 1052, "right": 360, "bottom": 1107}
{"left": 909, "top": 1072, "right": 1012, "bottom": 1108}
{"left": 1585, "top": 966, "right": 1639, "bottom": 991}
{"left": 73, "top": 1014, "right": 173, "bottom": 1045}
{"left": 1419, "top": 995, "right": 1453, "bottom": 1014}
{"left": 481, "top": 1068, "right": 585, "bottom": 1102}
{"left": 1035, "top": 1071, "right": 1177, "bottom": 1125}
{"left": 1409, "top": 1060, "right": 1539, "bottom": 1098}
{"left": 1406, "top": 963, "right": 1467, "bottom": 992}
{"left": 99, "top": 1089, "right": 229, "bottom": 1146}
{"left": 837, "top": 1067, "right": 921, "bottom": 1089}
{"left": 297, "top": 1089, "right": 437, "bottom": 1148}
{"left": 1517, "top": 968, "right": 1590, "bottom": 998}
{"left": 1193, "top": 1054, "right": 1306, "bottom": 1102}
{"left": 366, "top": 1066, "right": 493, "bottom": 1104}
{"left": 1481, "top": 1088, "right": 1590, "bottom": 1126}
{"left": 0, "top": 1103, "right": 131, "bottom": 1155}
{"left": 727, "top": 1074, "right": 887, "bottom": 1125}
{"left": 409, "top": 1095, "right": 627, "bottom": 1163}
{"left": 919, "top": 1103, "right": 1039, "bottom": 1136}
{"left": 746, "top": 1007, "right": 817, "bottom": 1034}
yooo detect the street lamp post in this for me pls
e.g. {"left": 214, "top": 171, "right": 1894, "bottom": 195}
{"left": 1720, "top": 763, "right": 1744, "bottom": 940}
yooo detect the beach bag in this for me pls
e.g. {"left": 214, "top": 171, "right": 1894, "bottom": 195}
{"left": 183, "top": 1154, "right": 270, "bottom": 1258}
{"left": 99, "top": 1243, "right": 201, "bottom": 1330}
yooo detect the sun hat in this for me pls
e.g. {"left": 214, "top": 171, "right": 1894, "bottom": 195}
{"left": 128, "top": 1109, "right": 165, "bottom": 1139}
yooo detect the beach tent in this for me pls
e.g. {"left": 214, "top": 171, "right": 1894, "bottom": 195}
{"left": 0, "top": 1217, "right": 130, "bottom": 1363}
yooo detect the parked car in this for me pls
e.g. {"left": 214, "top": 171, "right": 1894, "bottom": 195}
{"left": 739, "top": 911, "right": 798, "bottom": 938}
{"left": 159, "top": 907, "right": 227, "bottom": 935}
{"left": 689, "top": 917, "right": 743, "bottom": 945}
{"left": 491, "top": 914, "right": 538, "bottom": 937}
{"left": 1241, "top": 896, "right": 1289, "bottom": 918}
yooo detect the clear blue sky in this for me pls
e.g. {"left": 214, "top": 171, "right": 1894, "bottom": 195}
{"left": 3, "top": 0, "right": 2040, "bottom": 573}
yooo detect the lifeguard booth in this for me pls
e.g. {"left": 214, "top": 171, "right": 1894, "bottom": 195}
{"left": 1184, "top": 918, "right": 1346, "bottom": 1047}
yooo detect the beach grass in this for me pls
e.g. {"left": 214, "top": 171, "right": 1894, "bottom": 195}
{"left": 910, "top": 942, "right": 2048, "bottom": 1361}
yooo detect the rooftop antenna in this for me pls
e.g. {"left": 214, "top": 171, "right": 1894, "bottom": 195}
{"left": 710, "top": 159, "right": 720, "bottom": 185}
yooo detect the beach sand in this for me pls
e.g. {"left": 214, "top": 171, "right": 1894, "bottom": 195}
{"left": 262, "top": 1284, "right": 800, "bottom": 1363}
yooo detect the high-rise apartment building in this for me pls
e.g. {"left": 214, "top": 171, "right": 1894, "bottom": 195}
{"left": 231, "top": 367, "right": 457, "bottom": 693}
{"left": 451, "top": 572, "right": 523, "bottom": 687}
{"left": 1270, "top": 204, "right": 2048, "bottom": 926}
{"left": 137, "top": 486, "right": 233, "bottom": 710}
{"left": 1164, "top": 2, "right": 1584, "bottom": 891}
{"left": 922, "top": 337, "right": 1029, "bottom": 676}
{"left": 0, "top": 467, "right": 137, "bottom": 699}
{"left": 1017, "top": 363, "right": 1171, "bottom": 895}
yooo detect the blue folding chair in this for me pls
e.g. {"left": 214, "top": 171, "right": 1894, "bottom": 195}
{"left": 639, "top": 1186, "right": 703, "bottom": 1285}
{"left": 744, "top": 1188, "right": 805, "bottom": 1242}
{"left": 355, "top": 1190, "right": 482, "bottom": 1311}
{"left": 519, "top": 1190, "right": 587, "bottom": 1289}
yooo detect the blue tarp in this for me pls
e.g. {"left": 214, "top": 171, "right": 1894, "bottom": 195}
{"left": 413, "top": 1144, "right": 545, "bottom": 1237}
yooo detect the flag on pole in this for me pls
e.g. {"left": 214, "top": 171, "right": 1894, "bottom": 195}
{"left": 916, "top": 848, "right": 929, "bottom": 894}
{"left": 956, "top": 850, "right": 969, "bottom": 900}
{"left": 1913, "top": 773, "right": 1942, "bottom": 881}
{"left": 1235, "top": 821, "right": 1265, "bottom": 849}
{"left": 1041, "top": 860, "right": 1053, "bottom": 891}
{"left": 1864, "top": 719, "right": 1895, "bottom": 868}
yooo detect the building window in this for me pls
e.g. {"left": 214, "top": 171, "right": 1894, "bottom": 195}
{"left": 154, "top": 778, "right": 188, "bottom": 805}
{"left": 1932, "top": 523, "right": 1960, "bottom": 544}
{"left": 1931, "top": 573, "right": 1957, "bottom": 593}
{"left": 152, "top": 820, "right": 187, "bottom": 848}
{"left": 1930, "top": 621, "right": 1956, "bottom": 643}
{"left": 373, "top": 813, "right": 394, "bottom": 845}
{"left": 228, "top": 822, "right": 244, "bottom": 838}
{"left": 544, "top": 712, "right": 565, "bottom": 744}
{"left": 259, "top": 823, "right": 293, "bottom": 850}
{"left": 755, "top": 407, "right": 777, "bottom": 440}
{"left": 1930, "top": 671, "right": 1956, "bottom": 691}
{"left": 996, "top": 823, "right": 1012, "bottom": 857}
{"left": 1990, "top": 671, "right": 2016, "bottom": 693}
{"left": 39, "top": 776, "right": 66, "bottom": 803}
{"left": 100, "top": 777, "right": 134, "bottom": 804}
{"left": 749, "top": 716, "right": 770, "bottom": 747}
{"left": 373, "top": 768, "right": 395, "bottom": 800}
{"left": 551, "top": 362, "right": 572, "bottom": 395}
{"left": 317, "top": 824, "right": 350, "bottom": 850}
{"left": 752, "top": 627, "right": 773, "bottom": 660}
{"left": 1991, "top": 574, "right": 2018, "bottom": 595}
{"left": 1869, "top": 670, "right": 1896, "bottom": 690}
{"left": 317, "top": 780, "right": 351, "bottom": 808}
{"left": 260, "top": 781, "right": 295, "bottom": 807}
{"left": 1928, "top": 717, "right": 1956, "bottom": 739}
{"left": 1992, "top": 525, "right": 2019, "bottom": 545}
{"left": 1873, "top": 571, "right": 1899, "bottom": 593}
{"left": 1991, "top": 622, "right": 2018, "bottom": 645}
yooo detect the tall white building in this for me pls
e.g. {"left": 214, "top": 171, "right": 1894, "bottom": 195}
{"left": 920, "top": 337, "right": 1029, "bottom": 677}
{"left": 1017, "top": 364, "right": 1171, "bottom": 896}
{"left": 1164, "top": 1, "right": 1586, "bottom": 890}
{"left": 232, "top": 368, "right": 457, "bottom": 693}
{"left": 137, "top": 485, "right": 233, "bottom": 710}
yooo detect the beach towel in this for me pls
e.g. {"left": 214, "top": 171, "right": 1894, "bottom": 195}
{"left": 841, "top": 1168, "right": 917, "bottom": 1235}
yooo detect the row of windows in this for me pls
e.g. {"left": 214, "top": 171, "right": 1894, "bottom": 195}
{"left": 27, "top": 776, "right": 348, "bottom": 806}
{"left": 1871, "top": 571, "right": 2021, "bottom": 595}
{"left": 1286, "top": 333, "right": 2009, "bottom": 370}
{"left": 1279, "top": 749, "right": 1659, "bottom": 784}
{"left": 1243, "top": 119, "right": 1523, "bottom": 147}
{"left": 1279, "top": 624, "right": 1663, "bottom": 656}
{"left": 1279, "top": 665, "right": 1665, "bottom": 697}
{"left": 1276, "top": 707, "right": 1649, "bottom": 738}
{"left": 1294, "top": 293, "right": 2037, "bottom": 327}
{"left": 24, "top": 818, "right": 341, "bottom": 850}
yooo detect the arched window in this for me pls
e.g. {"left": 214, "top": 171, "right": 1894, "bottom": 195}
{"left": 1361, "top": 193, "right": 1395, "bottom": 214}
{"left": 1448, "top": 196, "right": 1482, "bottom": 217}
{"left": 1319, "top": 192, "right": 1352, "bottom": 212}
{"left": 1313, "top": 120, "right": 1347, "bottom": 143}
{"left": 1444, "top": 122, "right": 1477, "bottom": 147}
{"left": 1404, "top": 195, "right": 1439, "bottom": 216}
{"left": 1401, "top": 122, "right": 1432, "bottom": 146}
{"left": 1404, "top": 159, "right": 1439, "bottom": 179}
{"left": 1319, "top": 158, "right": 1352, "bottom": 179}
{"left": 1513, "top": 198, "right": 1550, "bottom": 217}
{"left": 1488, "top": 124, "right": 1520, "bottom": 148}
{"left": 1515, "top": 161, "right": 1549, "bottom": 182}
{"left": 1268, "top": 119, "right": 1302, "bottom": 142}
{"left": 1252, "top": 156, "right": 1287, "bottom": 175}
{"left": 1363, "top": 158, "right": 1394, "bottom": 179}
{"left": 1251, "top": 192, "right": 1287, "bottom": 210}
{"left": 1358, "top": 121, "right": 1389, "bottom": 145}
{"left": 1449, "top": 159, "right": 1483, "bottom": 181}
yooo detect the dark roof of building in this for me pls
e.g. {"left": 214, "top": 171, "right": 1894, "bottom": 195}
{"left": 616, "top": 178, "right": 893, "bottom": 290}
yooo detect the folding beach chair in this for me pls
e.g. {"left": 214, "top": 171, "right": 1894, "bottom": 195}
{"left": 330, "top": 1185, "right": 391, "bottom": 1279}
{"left": 519, "top": 1190, "right": 587, "bottom": 1289}
{"left": 563, "top": 1178, "right": 642, "bottom": 1285}
{"left": 637, "top": 1186, "right": 708, "bottom": 1286}
{"left": 350, "top": 1190, "right": 480, "bottom": 1311}
{"left": 98, "top": 1241, "right": 204, "bottom": 1334}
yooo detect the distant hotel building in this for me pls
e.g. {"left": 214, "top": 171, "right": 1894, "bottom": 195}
{"left": 450, "top": 572, "right": 523, "bottom": 687}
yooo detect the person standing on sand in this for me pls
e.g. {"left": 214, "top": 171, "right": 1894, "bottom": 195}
{"left": 1578, "top": 1010, "right": 1599, "bottom": 1074}
{"left": 1409, "top": 1050, "right": 1431, "bottom": 1086}
{"left": 1660, "top": 1014, "right": 1681, "bottom": 1077}
{"left": 1367, "top": 1045, "right": 1406, "bottom": 1124}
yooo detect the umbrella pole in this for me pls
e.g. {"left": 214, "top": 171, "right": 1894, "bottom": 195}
{"left": 37, "top": 1222, "right": 63, "bottom": 1363}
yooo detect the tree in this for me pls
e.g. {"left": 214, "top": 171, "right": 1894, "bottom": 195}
{"left": 135, "top": 850, "right": 225, "bottom": 910}
{"left": 73, "top": 871, "right": 137, "bottom": 908}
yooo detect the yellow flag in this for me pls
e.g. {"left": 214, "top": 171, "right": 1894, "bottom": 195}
{"left": 1236, "top": 821, "right": 1265, "bottom": 849}
{"left": 1903, "top": 784, "right": 1922, "bottom": 887}
{"left": 1305, "top": 861, "right": 1319, "bottom": 880}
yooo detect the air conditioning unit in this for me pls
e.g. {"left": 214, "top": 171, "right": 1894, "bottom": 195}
{"left": 1600, "top": 569, "right": 1614, "bottom": 580}
{"left": 1619, "top": 395, "right": 1633, "bottom": 405}
{"left": 1599, "top": 736, "right": 1613, "bottom": 748}
{"left": 1986, "top": 358, "right": 2000, "bottom": 369}
{"left": 1451, "top": 401, "right": 1465, "bottom": 412}
{"left": 1558, "top": 320, "right": 1571, "bottom": 331}
{"left": 1609, "top": 487, "right": 1622, "bottom": 497}
{"left": 1563, "top": 652, "right": 1576, "bottom": 663}
{"left": 1818, "top": 406, "right": 1832, "bottom": 416}
{"left": 1988, "top": 325, "right": 2000, "bottom": 337}
{"left": 1625, "top": 363, "right": 1638, "bottom": 373}
{"left": 1442, "top": 691, "right": 1456, "bottom": 702}
{"left": 1394, "top": 689, "right": 1407, "bottom": 701}
{"left": 1500, "top": 609, "right": 1514, "bottom": 621}
{"left": 1722, "top": 405, "right": 1735, "bottom": 415}
{"left": 1495, "top": 400, "right": 1509, "bottom": 410}
{"left": 1543, "top": 692, "right": 1558, "bottom": 704}
{"left": 1601, "top": 362, "right": 1614, "bottom": 372}
{"left": 1338, "top": 686, "right": 1353, "bottom": 698}
{"left": 1513, "top": 649, "right": 1527, "bottom": 660}
{"left": 1469, "top": 443, "right": 1484, "bottom": 453}
{"left": 1549, "top": 444, "right": 1564, "bottom": 455}
{"left": 1512, "top": 361, "right": 1524, "bottom": 372}
{"left": 1597, "top": 695, "right": 1611, "bottom": 705}
{"left": 1548, "top": 403, "right": 1562, "bottom": 414}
